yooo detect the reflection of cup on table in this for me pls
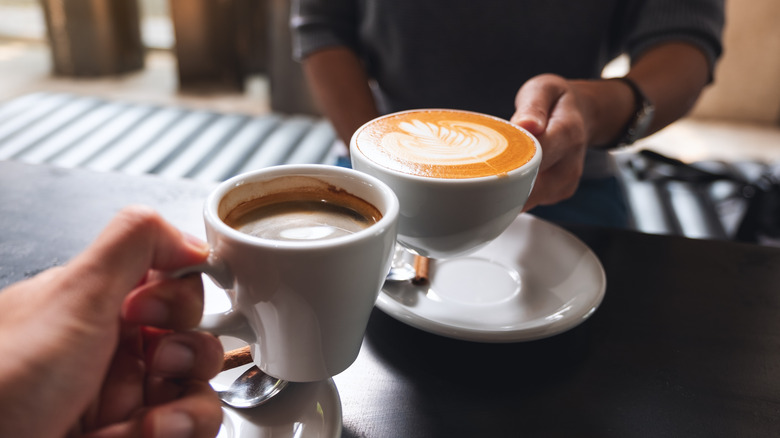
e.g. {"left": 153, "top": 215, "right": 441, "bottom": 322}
{"left": 187, "top": 165, "right": 399, "bottom": 382}
{"left": 350, "top": 109, "right": 541, "bottom": 259}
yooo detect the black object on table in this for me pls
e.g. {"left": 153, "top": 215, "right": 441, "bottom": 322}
{"left": 1, "top": 161, "right": 779, "bottom": 438}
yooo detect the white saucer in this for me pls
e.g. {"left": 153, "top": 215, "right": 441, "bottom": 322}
{"left": 377, "top": 214, "right": 606, "bottom": 342}
{"left": 212, "top": 361, "right": 342, "bottom": 438}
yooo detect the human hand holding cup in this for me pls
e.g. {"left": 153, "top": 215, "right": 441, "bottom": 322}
{"left": 181, "top": 165, "right": 399, "bottom": 383}
{"left": 350, "top": 109, "right": 541, "bottom": 259}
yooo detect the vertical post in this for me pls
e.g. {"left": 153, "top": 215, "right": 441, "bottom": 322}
{"left": 40, "top": 0, "right": 145, "bottom": 76}
{"left": 268, "top": 0, "right": 319, "bottom": 115}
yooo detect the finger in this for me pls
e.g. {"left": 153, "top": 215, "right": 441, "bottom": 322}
{"left": 525, "top": 99, "right": 586, "bottom": 210}
{"left": 533, "top": 92, "right": 586, "bottom": 175}
{"left": 63, "top": 206, "right": 210, "bottom": 323}
{"left": 145, "top": 330, "right": 224, "bottom": 382}
{"left": 510, "top": 74, "right": 567, "bottom": 135}
{"left": 86, "top": 329, "right": 222, "bottom": 432}
{"left": 143, "top": 381, "right": 223, "bottom": 438}
{"left": 83, "top": 381, "right": 222, "bottom": 438}
{"left": 81, "top": 420, "right": 140, "bottom": 438}
{"left": 523, "top": 156, "right": 583, "bottom": 211}
{"left": 122, "top": 274, "right": 205, "bottom": 330}
{"left": 88, "top": 324, "right": 146, "bottom": 428}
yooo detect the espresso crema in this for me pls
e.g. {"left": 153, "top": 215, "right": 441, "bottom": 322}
{"left": 354, "top": 109, "right": 536, "bottom": 179}
{"left": 224, "top": 187, "right": 382, "bottom": 242}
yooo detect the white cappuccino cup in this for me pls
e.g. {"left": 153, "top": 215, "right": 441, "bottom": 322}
{"left": 351, "top": 109, "right": 541, "bottom": 259}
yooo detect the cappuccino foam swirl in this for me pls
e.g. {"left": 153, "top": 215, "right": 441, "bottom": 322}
{"left": 383, "top": 119, "right": 508, "bottom": 166}
{"left": 354, "top": 109, "right": 536, "bottom": 179}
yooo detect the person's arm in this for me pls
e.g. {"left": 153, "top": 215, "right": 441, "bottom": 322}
{"left": 575, "top": 41, "right": 711, "bottom": 147}
{"left": 302, "top": 46, "right": 380, "bottom": 145}
{"left": 511, "top": 41, "right": 710, "bottom": 210}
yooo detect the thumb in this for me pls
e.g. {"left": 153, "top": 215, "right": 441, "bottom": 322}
{"left": 64, "top": 206, "right": 209, "bottom": 319}
{"left": 510, "top": 110, "right": 545, "bottom": 137}
{"left": 510, "top": 74, "right": 567, "bottom": 136}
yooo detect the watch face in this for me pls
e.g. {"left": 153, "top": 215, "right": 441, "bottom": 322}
{"left": 632, "top": 102, "right": 655, "bottom": 142}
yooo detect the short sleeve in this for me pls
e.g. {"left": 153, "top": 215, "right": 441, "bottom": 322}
{"left": 626, "top": 0, "right": 725, "bottom": 76}
{"left": 291, "top": 0, "right": 360, "bottom": 61}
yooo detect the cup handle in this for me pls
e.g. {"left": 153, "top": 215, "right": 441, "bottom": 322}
{"left": 173, "top": 253, "right": 256, "bottom": 345}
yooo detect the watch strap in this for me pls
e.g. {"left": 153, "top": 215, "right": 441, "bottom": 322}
{"left": 607, "top": 76, "right": 655, "bottom": 148}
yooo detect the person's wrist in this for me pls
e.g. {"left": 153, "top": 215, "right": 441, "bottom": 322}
{"left": 571, "top": 78, "right": 637, "bottom": 148}
{"left": 603, "top": 77, "right": 655, "bottom": 148}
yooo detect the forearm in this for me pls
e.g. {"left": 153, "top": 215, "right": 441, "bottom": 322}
{"left": 302, "top": 47, "right": 380, "bottom": 145}
{"left": 575, "top": 42, "right": 711, "bottom": 147}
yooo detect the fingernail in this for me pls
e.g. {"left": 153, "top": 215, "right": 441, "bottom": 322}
{"left": 155, "top": 340, "right": 195, "bottom": 374}
{"left": 517, "top": 119, "right": 543, "bottom": 135}
{"left": 183, "top": 232, "right": 210, "bottom": 253}
{"left": 154, "top": 412, "right": 194, "bottom": 438}
{"left": 135, "top": 298, "right": 169, "bottom": 324}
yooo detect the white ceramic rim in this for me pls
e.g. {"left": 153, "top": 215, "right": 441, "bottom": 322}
{"left": 204, "top": 164, "right": 400, "bottom": 250}
{"left": 350, "top": 108, "right": 543, "bottom": 183}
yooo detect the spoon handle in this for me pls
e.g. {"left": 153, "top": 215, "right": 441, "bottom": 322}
{"left": 223, "top": 345, "right": 252, "bottom": 371}
{"left": 412, "top": 255, "right": 430, "bottom": 285}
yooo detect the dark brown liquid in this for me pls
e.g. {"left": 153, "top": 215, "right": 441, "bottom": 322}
{"left": 224, "top": 188, "right": 382, "bottom": 242}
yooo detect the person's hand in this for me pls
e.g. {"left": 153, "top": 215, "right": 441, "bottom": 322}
{"left": 510, "top": 74, "right": 590, "bottom": 211}
{"left": 0, "top": 206, "right": 224, "bottom": 438}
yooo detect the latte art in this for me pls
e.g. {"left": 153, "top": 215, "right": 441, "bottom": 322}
{"left": 384, "top": 119, "right": 508, "bottom": 166}
{"left": 354, "top": 109, "right": 536, "bottom": 179}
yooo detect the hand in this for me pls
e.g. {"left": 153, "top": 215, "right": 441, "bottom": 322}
{"left": 510, "top": 74, "right": 589, "bottom": 211}
{"left": 0, "top": 206, "right": 224, "bottom": 438}
{"left": 512, "top": 43, "right": 712, "bottom": 211}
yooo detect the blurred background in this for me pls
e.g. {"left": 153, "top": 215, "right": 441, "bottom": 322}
{"left": 1, "top": 0, "right": 778, "bottom": 162}
{"left": 0, "top": 0, "right": 320, "bottom": 116}
{"left": 0, "top": 0, "right": 778, "bottom": 242}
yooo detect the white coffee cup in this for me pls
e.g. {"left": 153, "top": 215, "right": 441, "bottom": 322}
{"left": 350, "top": 109, "right": 541, "bottom": 259}
{"left": 187, "top": 165, "right": 399, "bottom": 382}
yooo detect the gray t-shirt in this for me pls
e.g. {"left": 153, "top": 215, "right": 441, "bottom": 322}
{"left": 292, "top": 0, "right": 724, "bottom": 177}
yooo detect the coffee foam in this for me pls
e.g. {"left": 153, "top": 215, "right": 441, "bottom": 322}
{"left": 355, "top": 110, "right": 536, "bottom": 179}
{"left": 227, "top": 199, "right": 375, "bottom": 242}
{"left": 221, "top": 178, "right": 383, "bottom": 242}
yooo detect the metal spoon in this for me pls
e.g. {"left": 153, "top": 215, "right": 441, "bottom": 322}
{"left": 386, "top": 261, "right": 416, "bottom": 282}
{"left": 217, "top": 365, "right": 289, "bottom": 409}
{"left": 385, "top": 245, "right": 433, "bottom": 284}
{"left": 386, "top": 245, "right": 430, "bottom": 284}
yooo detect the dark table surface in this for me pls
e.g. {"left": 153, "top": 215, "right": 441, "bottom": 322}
{"left": 2, "top": 160, "right": 779, "bottom": 437}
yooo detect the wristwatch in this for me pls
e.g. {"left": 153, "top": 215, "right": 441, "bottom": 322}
{"left": 609, "top": 76, "right": 655, "bottom": 148}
